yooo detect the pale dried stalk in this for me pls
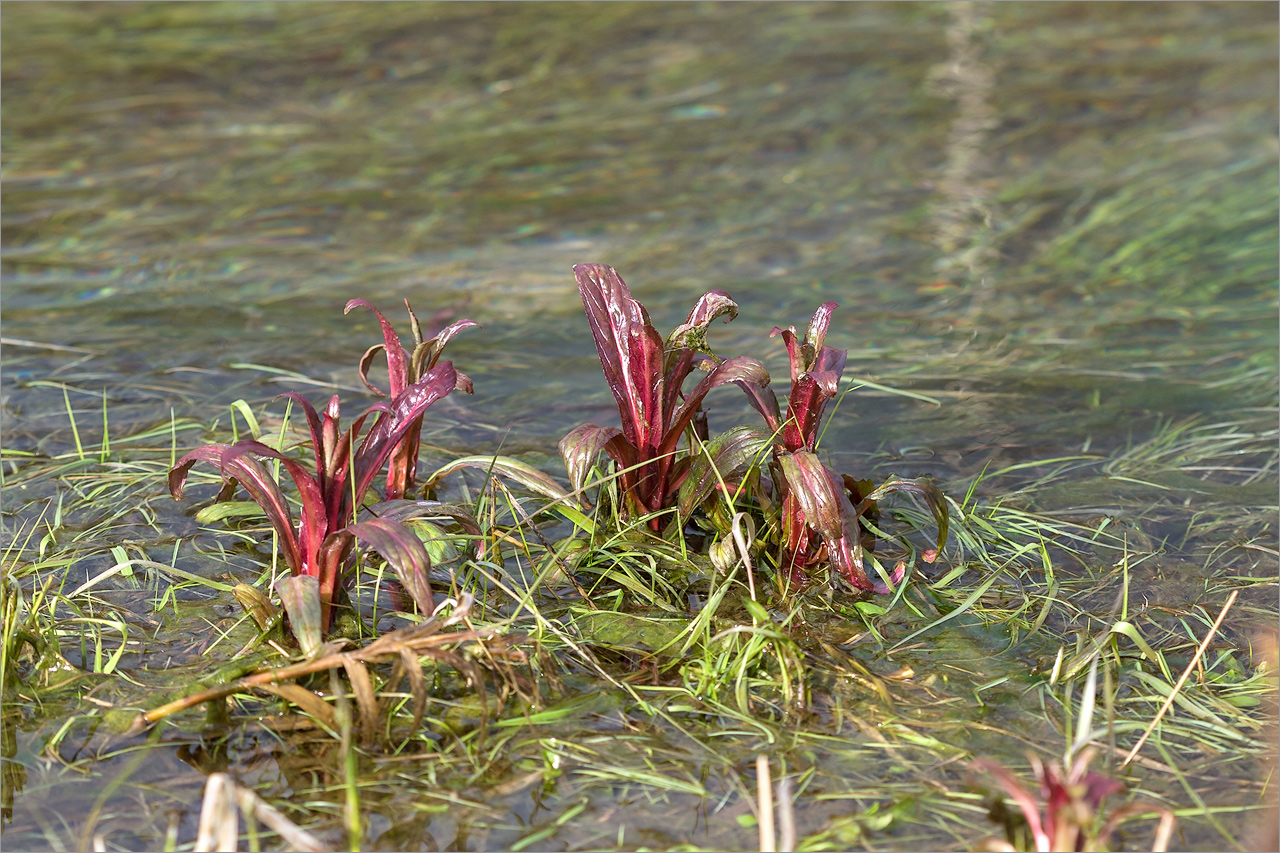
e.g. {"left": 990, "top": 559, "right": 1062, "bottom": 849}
{"left": 757, "top": 754, "right": 775, "bottom": 853}
{"left": 1121, "top": 589, "right": 1239, "bottom": 768}
{"left": 195, "top": 772, "right": 327, "bottom": 852}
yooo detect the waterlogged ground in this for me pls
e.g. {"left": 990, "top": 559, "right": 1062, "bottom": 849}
{"left": 2, "top": 3, "right": 1277, "bottom": 851}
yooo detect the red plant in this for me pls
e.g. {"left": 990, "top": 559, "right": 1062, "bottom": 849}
{"left": 560, "top": 264, "right": 773, "bottom": 529}
{"left": 754, "top": 302, "right": 947, "bottom": 592}
{"left": 346, "top": 298, "right": 479, "bottom": 500}
{"left": 169, "top": 364, "right": 459, "bottom": 631}
{"left": 971, "top": 749, "right": 1172, "bottom": 852}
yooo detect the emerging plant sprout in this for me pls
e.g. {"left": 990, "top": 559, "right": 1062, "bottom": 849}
{"left": 757, "top": 302, "right": 948, "bottom": 592}
{"left": 971, "top": 749, "right": 1175, "bottom": 853}
{"left": 560, "top": 263, "right": 772, "bottom": 529}
{"left": 346, "top": 297, "right": 479, "bottom": 500}
{"left": 169, "top": 365, "right": 460, "bottom": 637}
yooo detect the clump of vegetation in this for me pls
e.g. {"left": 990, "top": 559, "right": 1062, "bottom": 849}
{"left": 169, "top": 340, "right": 461, "bottom": 643}
{"left": 754, "top": 301, "right": 948, "bottom": 592}
{"left": 559, "top": 265, "right": 948, "bottom": 600}
{"left": 972, "top": 748, "right": 1175, "bottom": 852}
{"left": 559, "top": 263, "right": 772, "bottom": 530}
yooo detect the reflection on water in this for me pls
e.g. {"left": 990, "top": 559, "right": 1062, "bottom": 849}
{"left": 1, "top": 3, "right": 1275, "bottom": 850}
{"left": 927, "top": 0, "right": 998, "bottom": 291}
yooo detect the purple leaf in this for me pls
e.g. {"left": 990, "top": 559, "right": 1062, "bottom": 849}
{"left": 170, "top": 443, "right": 305, "bottom": 577}
{"left": 221, "top": 440, "right": 329, "bottom": 573}
{"left": 559, "top": 423, "right": 626, "bottom": 494}
{"left": 346, "top": 298, "right": 410, "bottom": 396}
{"left": 278, "top": 392, "right": 328, "bottom": 476}
{"left": 573, "top": 264, "right": 665, "bottom": 452}
{"left": 776, "top": 451, "right": 875, "bottom": 590}
{"left": 349, "top": 517, "right": 434, "bottom": 615}
{"left": 351, "top": 362, "right": 458, "bottom": 509}
{"left": 369, "top": 499, "right": 487, "bottom": 561}
{"left": 355, "top": 344, "right": 390, "bottom": 397}
{"left": 315, "top": 530, "right": 355, "bottom": 625}
{"left": 662, "top": 356, "right": 772, "bottom": 460}
{"left": 776, "top": 451, "right": 845, "bottom": 541}
{"left": 737, "top": 380, "right": 781, "bottom": 433}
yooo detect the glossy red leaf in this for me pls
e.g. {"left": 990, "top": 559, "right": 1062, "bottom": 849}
{"left": 350, "top": 362, "right": 458, "bottom": 509}
{"left": 559, "top": 423, "right": 627, "bottom": 494}
{"left": 346, "top": 298, "right": 410, "bottom": 397}
{"left": 170, "top": 442, "right": 305, "bottom": 577}
{"left": 573, "top": 264, "right": 666, "bottom": 452}
{"left": 348, "top": 516, "right": 434, "bottom": 615}
{"left": 221, "top": 440, "right": 329, "bottom": 575}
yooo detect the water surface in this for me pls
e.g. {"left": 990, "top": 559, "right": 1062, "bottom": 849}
{"left": 3, "top": 3, "right": 1276, "bottom": 850}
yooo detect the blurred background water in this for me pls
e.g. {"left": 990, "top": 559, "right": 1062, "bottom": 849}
{"left": 1, "top": 3, "right": 1276, "bottom": 850}
{"left": 4, "top": 2, "right": 1274, "bottom": 473}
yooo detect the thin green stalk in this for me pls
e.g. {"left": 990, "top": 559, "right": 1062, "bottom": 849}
{"left": 63, "top": 386, "right": 85, "bottom": 461}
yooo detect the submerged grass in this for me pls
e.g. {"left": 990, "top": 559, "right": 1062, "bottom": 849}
{"left": 2, "top": 389, "right": 1275, "bottom": 851}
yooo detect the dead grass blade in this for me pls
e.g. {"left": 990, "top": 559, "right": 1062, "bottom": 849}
{"left": 129, "top": 593, "right": 523, "bottom": 733}
{"left": 1121, "top": 589, "right": 1239, "bottom": 768}
{"left": 254, "top": 683, "right": 337, "bottom": 731}
{"left": 341, "top": 658, "right": 379, "bottom": 744}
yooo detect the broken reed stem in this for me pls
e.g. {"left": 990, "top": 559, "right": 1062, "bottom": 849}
{"left": 776, "top": 774, "right": 796, "bottom": 852}
{"left": 1152, "top": 810, "right": 1176, "bottom": 853}
{"left": 1121, "top": 589, "right": 1239, "bottom": 768}
{"left": 757, "top": 754, "right": 775, "bottom": 853}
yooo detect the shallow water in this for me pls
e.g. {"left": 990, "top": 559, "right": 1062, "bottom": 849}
{"left": 3, "top": 3, "right": 1277, "bottom": 851}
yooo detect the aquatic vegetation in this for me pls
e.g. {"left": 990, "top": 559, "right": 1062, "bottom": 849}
{"left": 972, "top": 748, "right": 1175, "bottom": 852}
{"left": 128, "top": 591, "right": 522, "bottom": 739}
{"left": 752, "top": 302, "right": 949, "bottom": 592}
{"left": 560, "top": 263, "right": 772, "bottom": 530}
{"left": 346, "top": 298, "right": 480, "bottom": 501}
{"left": 168, "top": 366, "right": 460, "bottom": 637}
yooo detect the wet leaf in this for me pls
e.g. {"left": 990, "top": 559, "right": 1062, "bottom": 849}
{"left": 678, "top": 426, "right": 774, "bottom": 516}
{"left": 559, "top": 423, "right": 626, "bottom": 493}
{"left": 351, "top": 362, "right": 459, "bottom": 504}
{"left": 276, "top": 575, "right": 322, "bottom": 657}
{"left": 171, "top": 442, "right": 305, "bottom": 576}
{"left": 858, "top": 474, "right": 949, "bottom": 555}
{"left": 424, "top": 454, "right": 575, "bottom": 507}
{"left": 370, "top": 499, "right": 486, "bottom": 560}
{"left": 661, "top": 356, "right": 772, "bottom": 459}
{"left": 233, "top": 583, "right": 279, "bottom": 631}
{"left": 574, "top": 263, "right": 665, "bottom": 452}
{"left": 349, "top": 516, "right": 433, "bottom": 615}
{"left": 777, "top": 451, "right": 844, "bottom": 540}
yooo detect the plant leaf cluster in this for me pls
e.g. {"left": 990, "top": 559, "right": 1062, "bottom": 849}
{"left": 169, "top": 265, "right": 950, "bottom": 651}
